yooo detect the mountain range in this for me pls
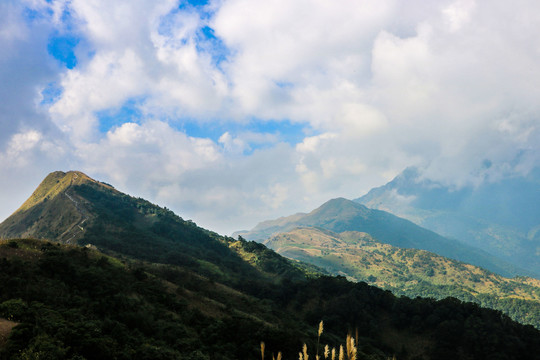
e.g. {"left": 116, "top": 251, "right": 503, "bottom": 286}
{"left": 356, "top": 167, "right": 540, "bottom": 278}
{"left": 236, "top": 197, "right": 529, "bottom": 277}
{"left": 1, "top": 170, "right": 540, "bottom": 359}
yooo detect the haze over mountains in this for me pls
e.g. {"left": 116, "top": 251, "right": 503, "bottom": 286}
{"left": 2, "top": 170, "right": 540, "bottom": 359}
{"left": 236, "top": 197, "right": 529, "bottom": 278}
{"left": 356, "top": 167, "right": 540, "bottom": 278}
{"left": 237, "top": 175, "right": 540, "bottom": 329}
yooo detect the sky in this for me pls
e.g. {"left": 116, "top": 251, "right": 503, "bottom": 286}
{"left": 1, "top": 0, "right": 539, "bottom": 235}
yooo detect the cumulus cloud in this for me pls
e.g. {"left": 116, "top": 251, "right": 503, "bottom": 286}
{"left": 49, "top": 0, "right": 229, "bottom": 140}
{"left": 0, "top": 1, "right": 58, "bottom": 143}
{"left": 1, "top": 0, "right": 540, "bottom": 234}
{"left": 0, "top": 1, "right": 76, "bottom": 219}
{"left": 76, "top": 120, "right": 305, "bottom": 233}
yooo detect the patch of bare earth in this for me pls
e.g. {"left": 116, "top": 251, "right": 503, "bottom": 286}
{"left": 0, "top": 318, "right": 18, "bottom": 347}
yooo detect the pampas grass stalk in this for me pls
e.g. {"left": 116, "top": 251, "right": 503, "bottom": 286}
{"left": 316, "top": 320, "right": 323, "bottom": 359}
{"left": 346, "top": 334, "right": 357, "bottom": 360}
{"left": 259, "top": 321, "right": 379, "bottom": 360}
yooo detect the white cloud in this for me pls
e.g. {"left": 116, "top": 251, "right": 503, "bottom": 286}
{"left": 74, "top": 121, "right": 307, "bottom": 233}
{"left": 442, "top": 0, "right": 476, "bottom": 32}
{"left": 211, "top": 0, "right": 393, "bottom": 123}
{"left": 81, "top": 121, "right": 221, "bottom": 184}
{"left": 6, "top": 130, "right": 42, "bottom": 158}
{"left": 1, "top": 0, "right": 540, "bottom": 235}
{"left": 48, "top": 0, "right": 229, "bottom": 141}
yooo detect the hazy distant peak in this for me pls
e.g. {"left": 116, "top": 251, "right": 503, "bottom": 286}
{"left": 316, "top": 197, "right": 364, "bottom": 209}
{"left": 320, "top": 197, "right": 352, "bottom": 205}
{"left": 355, "top": 166, "right": 540, "bottom": 277}
{"left": 311, "top": 197, "right": 369, "bottom": 218}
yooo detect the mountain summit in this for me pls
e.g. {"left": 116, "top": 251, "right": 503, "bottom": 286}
{"left": 0, "top": 171, "right": 113, "bottom": 242}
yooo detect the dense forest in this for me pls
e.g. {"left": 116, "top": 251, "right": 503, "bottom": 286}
{"left": 1, "top": 239, "right": 540, "bottom": 359}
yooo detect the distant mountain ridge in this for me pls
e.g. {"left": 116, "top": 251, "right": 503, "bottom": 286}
{"left": 355, "top": 167, "right": 540, "bottom": 277}
{"left": 237, "top": 197, "right": 529, "bottom": 277}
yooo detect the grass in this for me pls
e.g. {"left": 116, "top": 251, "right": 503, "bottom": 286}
{"left": 260, "top": 321, "right": 398, "bottom": 360}
{"left": 264, "top": 227, "right": 540, "bottom": 328}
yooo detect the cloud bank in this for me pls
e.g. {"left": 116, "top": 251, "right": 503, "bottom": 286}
{"left": 1, "top": 0, "right": 539, "bottom": 234}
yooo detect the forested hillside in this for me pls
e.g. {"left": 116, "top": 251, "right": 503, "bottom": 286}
{"left": 265, "top": 227, "right": 540, "bottom": 328}
{"left": 1, "top": 171, "right": 540, "bottom": 359}
{"left": 1, "top": 239, "right": 540, "bottom": 360}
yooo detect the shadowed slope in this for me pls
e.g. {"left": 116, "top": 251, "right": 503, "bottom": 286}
{"left": 355, "top": 167, "right": 540, "bottom": 278}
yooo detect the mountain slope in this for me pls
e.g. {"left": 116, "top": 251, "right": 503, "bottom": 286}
{"left": 0, "top": 171, "right": 310, "bottom": 287}
{"left": 355, "top": 167, "right": 540, "bottom": 277}
{"left": 0, "top": 238, "right": 315, "bottom": 359}
{"left": 2, "top": 171, "right": 540, "bottom": 359}
{"left": 0, "top": 171, "right": 102, "bottom": 242}
{"left": 238, "top": 197, "right": 527, "bottom": 277}
{"left": 264, "top": 227, "right": 540, "bottom": 328}
{"left": 2, "top": 238, "right": 540, "bottom": 360}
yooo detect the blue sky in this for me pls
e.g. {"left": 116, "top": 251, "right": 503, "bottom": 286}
{"left": 47, "top": 33, "right": 78, "bottom": 69}
{"left": 43, "top": 0, "right": 305, "bottom": 150}
{"left": 1, "top": 0, "right": 539, "bottom": 234}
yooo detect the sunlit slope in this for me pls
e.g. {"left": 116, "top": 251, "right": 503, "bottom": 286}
{"left": 239, "top": 197, "right": 527, "bottom": 277}
{"left": 264, "top": 227, "right": 540, "bottom": 328}
{"left": 0, "top": 171, "right": 311, "bottom": 286}
{"left": 0, "top": 171, "right": 104, "bottom": 242}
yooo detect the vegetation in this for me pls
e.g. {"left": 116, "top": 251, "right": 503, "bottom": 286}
{"left": 265, "top": 227, "right": 540, "bottom": 329}
{"left": 1, "top": 238, "right": 540, "bottom": 359}
{"left": 1, "top": 171, "right": 540, "bottom": 359}
{"left": 0, "top": 239, "right": 308, "bottom": 359}
{"left": 260, "top": 322, "right": 360, "bottom": 360}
